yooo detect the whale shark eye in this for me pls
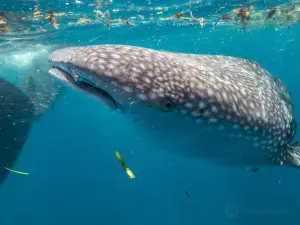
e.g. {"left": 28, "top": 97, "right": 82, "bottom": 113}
{"left": 159, "top": 98, "right": 175, "bottom": 112}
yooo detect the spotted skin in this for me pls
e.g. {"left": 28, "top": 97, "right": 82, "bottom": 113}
{"left": 48, "top": 44, "right": 300, "bottom": 168}
{"left": 0, "top": 77, "right": 35, "bottom": 185}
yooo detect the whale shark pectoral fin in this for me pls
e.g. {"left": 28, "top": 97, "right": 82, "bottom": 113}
{"left": 285, "top": 141, "right": 300, "bottom": 167}
{"left": 32, "top": 112, "right": 43, "bottom": 122}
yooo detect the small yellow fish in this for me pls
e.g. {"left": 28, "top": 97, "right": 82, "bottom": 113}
{"left": 115, "top": 151, "right": 135, "bottom": 179}
{"left": 77, "top": 18, "right": 91, "bottom": 24}
{"left": 232, "top": 8, "right": 239, "bottom": 13}
{"left": 0, "top": 18, "right": 7, "bottom": 25}
{"left": 34, "top": 11, "right": 41, "bottom": 16}
{"left": 53, "top": 12, "right": 66, "bottom": 17}
{"left": 33, "top": 11, "right": 43, "bottom": 20}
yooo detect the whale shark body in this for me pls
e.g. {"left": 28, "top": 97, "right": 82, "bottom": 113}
{"left": 48, "top": 44, "right": 300, "bottom": 168}
{"left": 0, "top": 77, "right": 35, "bottom": 184}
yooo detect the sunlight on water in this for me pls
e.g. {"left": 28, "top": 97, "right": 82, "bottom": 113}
{"left": 10, "top": 47, "right": 48, "bottom": 67}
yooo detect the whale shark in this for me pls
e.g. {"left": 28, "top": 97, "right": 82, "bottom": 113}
{"left": 0, "top": 77, "right": 35, "bottom": 184}
{"left": 48, "top": 44, "right": 300, "bottom": 169}
{"left": 0, "top": 43, "right": 66, "bottom": 185}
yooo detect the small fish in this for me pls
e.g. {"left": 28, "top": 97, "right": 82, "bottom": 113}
{"left": 266, "top": 8, "right": 277, "bottom": 20}
{"left": 185, "top": 190, "right": 191, "bottom": 198}
{"left": 77, "top": 17, "right": 91, "bottom": 24}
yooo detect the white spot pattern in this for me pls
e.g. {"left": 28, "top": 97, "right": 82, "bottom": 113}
{"left": 49, "top": 44, "right": 297, "bottom": 165}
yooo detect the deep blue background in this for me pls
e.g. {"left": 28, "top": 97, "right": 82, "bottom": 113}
{"left": 1, "top": 0, "right": 300, "bottom": 224}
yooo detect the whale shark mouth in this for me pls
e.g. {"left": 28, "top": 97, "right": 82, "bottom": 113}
{"left": 48, "top": 67, "right": 119, "bottom": 110}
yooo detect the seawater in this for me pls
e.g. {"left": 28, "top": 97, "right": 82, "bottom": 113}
{"left": 0, "top": 0, "right": 300, "bottom": 225}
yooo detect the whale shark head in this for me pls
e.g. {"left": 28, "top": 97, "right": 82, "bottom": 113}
{"left": 48, "top": 45, "right": 191, "bottom": 114}
{"left": 48, "top": 44, "right": 300, "bottom": 168}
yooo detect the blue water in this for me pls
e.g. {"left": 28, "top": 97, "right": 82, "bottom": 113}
{"left": 1, "top": 0, "right": 300, "bottom": 224}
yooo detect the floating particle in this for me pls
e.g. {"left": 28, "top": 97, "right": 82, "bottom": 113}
{"left": 5, "top": 167, "right": 29, "bottom": 176}
{"left": 115, "top": 151, "right": 135, "bottom": 179}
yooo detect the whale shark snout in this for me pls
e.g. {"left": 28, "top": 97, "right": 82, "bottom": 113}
{"left": 48, "top": 44, "right": 300, "bottom": 169}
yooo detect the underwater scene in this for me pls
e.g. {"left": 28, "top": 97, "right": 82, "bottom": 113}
{"left": 0, "top": 0, "right": 300, "bottom": 224}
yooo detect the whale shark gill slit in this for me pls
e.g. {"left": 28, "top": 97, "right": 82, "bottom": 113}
{"left": 77, "top": 77, "right": 119, "bottom": 111}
